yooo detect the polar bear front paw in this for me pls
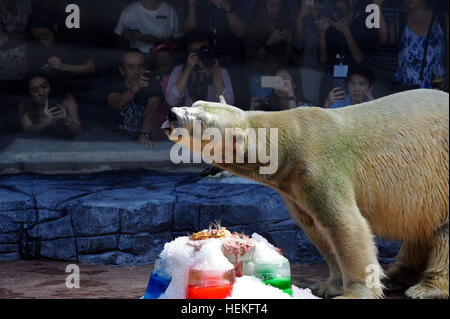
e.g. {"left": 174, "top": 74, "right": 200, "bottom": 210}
{"left": 310, "top": 279, "right": 343, "bottom": 298}
{"left": 334, "top": 283, "right": 384, "bottom": 299}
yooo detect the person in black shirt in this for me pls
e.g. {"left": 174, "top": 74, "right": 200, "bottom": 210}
{"left": 245, "top": 0, "right": 298, "bottom": 106}
{"left": 183, "top": 0, "right": 252, "bottom": 58}
{"left": 183, "top": 0, "right": 255, "bottom": 108}
{"left": 315, "top": 0, "right": 379, "bottom": 99}
{"left": 107, "top": 49, "right": 164, "bottom": 148}
{"left": 245, "top": 0, "right": 297, "bottom": 73}
{"left": 317, "top": 0, "right": 379, "bottom": 72}
{"left": 26, "top": 11, "right": 95, "bottom": 95}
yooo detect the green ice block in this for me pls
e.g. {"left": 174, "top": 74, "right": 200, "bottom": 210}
{"left": 263, "top": 277, "right": 293, "bottom": 296}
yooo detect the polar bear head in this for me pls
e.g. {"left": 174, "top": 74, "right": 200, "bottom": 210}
{"left": 161, "top": 96, "right": 279, "bottom": 175}
{"left": 162, "top": 97, "right": 244, "bottom": 135}
{"left": 161, "top": 97, "right": 247, "bottom": 157}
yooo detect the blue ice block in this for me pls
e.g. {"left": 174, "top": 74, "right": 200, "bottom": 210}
{"left": 144, "top": 259, "right": 171, "bottom": 299}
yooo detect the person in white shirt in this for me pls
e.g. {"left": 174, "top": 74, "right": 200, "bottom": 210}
{"left": 114, "top": 0, "right": 183, "bottom": 53}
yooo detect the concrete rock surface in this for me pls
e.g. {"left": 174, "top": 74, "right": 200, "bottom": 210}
{"left": 0, "top": 171, "right": 400, "bottom": 266}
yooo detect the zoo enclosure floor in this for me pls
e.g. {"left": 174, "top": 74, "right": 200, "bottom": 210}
{"left": 0, "top": 260, "right": 404, "bottom": 299}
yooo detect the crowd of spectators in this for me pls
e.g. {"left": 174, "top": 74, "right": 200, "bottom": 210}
{"left": 0, "top": 0, "right": 448, "bottom": 147}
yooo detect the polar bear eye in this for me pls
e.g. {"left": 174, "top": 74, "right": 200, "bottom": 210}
{"left": 197, "top": 113, "right": 210, "bottom": 125}
{"left": 198, "top": 111, "right": 220, "bottom": 129}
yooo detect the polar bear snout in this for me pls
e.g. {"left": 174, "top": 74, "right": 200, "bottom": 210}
{"left": 162, "top": 107, "right": 185, "bottom": 138}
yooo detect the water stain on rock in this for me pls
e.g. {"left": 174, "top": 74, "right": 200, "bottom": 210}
{"left": 80, "top": 280, "right": 104, "bottom": 287}
{"left": 27, "top": 266, "right": 66, "bottom": 275}
{"left": 34, "top": 280, "right": 64, "bottom": 288}
{"left": 82, "top": 270, "right": 106, "bottom": 276}
{"left": 0, "top": 287, "right": 25, "bottom": 298}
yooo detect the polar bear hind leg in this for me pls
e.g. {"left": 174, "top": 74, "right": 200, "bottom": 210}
{"left": 405, "top": 221, "right": 449, "bottom": 299}
{"left": 383, "top": 240, "right": 430, "bottom": 292}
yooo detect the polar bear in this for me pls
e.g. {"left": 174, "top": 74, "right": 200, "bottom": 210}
{"left": 162, "top": 89, "right": 449, "bottom": 299}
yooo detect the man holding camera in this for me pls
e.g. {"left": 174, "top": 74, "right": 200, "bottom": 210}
{"left": 165, "top": 27, "right": 234, "bottom": 107}
{"left": 107, "top": 48, "right": 163, "bottom": 148}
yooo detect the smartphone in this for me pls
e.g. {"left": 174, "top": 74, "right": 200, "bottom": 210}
{"left": 332, "top": 78, "right": 346, "bottom": 91}
{"left": 261, "top": 76, "right": 286, "bottom": 90}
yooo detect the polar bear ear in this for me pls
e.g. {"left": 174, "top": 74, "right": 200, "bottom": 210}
{"left": 219, "top": 95, "right": 227, "bottom": 105}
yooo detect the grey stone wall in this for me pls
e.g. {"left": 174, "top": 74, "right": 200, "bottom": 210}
{"left": 0, "top": 172, "right": 400, "bottom": 266}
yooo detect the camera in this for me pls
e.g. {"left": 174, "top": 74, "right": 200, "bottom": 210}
{"left": 195, "top": 46, "right": 216, "bottom": 68}
{"left": 134, "top": 71, "right": 162, "bottom": 105}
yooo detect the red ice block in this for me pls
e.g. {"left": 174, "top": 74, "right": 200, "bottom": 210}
{"left": 186, "top": 268, "right": 236, "bottom": 299}
{"left": 186, "top": 284, "right": 234, "bottom": 299}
